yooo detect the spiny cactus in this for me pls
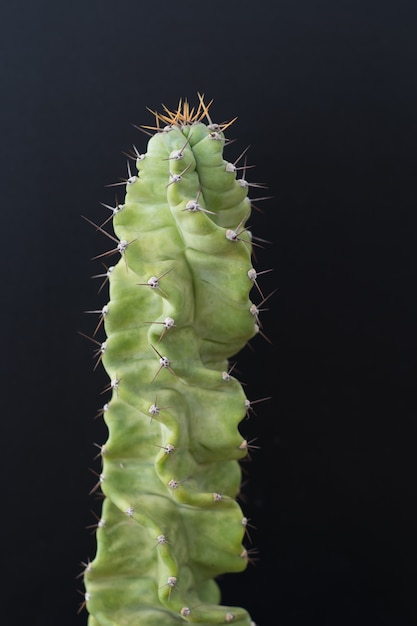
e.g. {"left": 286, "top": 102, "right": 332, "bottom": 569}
{"left": 81, "top": 95, "right": 272, "bottom": 626}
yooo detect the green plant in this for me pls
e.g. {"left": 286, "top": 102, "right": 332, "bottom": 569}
{"left": 81, "top": 95, "right": 271, "bottom": 626}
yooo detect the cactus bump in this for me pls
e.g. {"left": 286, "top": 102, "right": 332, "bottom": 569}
{"left": 81, "top": 95, "right": 271, "bottom": 626}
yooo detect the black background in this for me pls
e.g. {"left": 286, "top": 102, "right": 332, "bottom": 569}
{"left": 2, "top": 1, "right": 417, "bottom": 624}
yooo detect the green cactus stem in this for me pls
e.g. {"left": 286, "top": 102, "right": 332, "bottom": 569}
{"left": 82, "top": 95, "right": 270, "bottom": 626}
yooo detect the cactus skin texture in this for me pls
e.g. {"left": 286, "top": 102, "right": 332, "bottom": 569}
{"left": 82, "top": 95, "right": 268, "bottom": 626}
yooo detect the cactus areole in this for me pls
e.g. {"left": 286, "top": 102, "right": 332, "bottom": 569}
{"left": 82, "top": 95, "right": 270, "bottom": 626}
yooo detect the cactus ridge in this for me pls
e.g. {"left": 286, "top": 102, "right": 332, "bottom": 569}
{"left": 82, "top": 95, "right": 269, "bottom": 626}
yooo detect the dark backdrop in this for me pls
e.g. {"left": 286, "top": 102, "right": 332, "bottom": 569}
{"left": 1, "top": 1, "right": 417, "bottom": 624}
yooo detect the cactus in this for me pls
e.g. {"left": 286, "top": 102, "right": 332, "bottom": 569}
{"left": 81, "top": 95, "right": 271, "bottom": 626}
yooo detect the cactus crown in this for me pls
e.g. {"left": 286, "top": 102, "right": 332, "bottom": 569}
{"left": 143, "top": 94, "right": 234, "bottom": 129}
{"left": 81, "top": 94, "right": 270, "bottom": 626}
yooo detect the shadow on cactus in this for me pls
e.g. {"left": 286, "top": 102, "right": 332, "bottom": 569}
{"left": 80, "top": 94, "right": 273, "bottom": 626}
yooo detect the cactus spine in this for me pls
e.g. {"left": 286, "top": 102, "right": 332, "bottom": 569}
{"left": 82, "top": 95, "right": 269, "bottom": 626}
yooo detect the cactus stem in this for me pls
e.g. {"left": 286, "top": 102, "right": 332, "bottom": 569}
{"left": 83, "top": 96, "right": 268, "bottom": 626}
